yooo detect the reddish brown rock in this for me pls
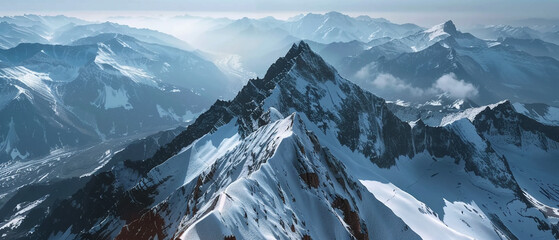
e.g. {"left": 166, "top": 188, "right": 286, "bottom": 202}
{"left": 332, "top": 197, "right": 368, "bottom": 240}
{"left": 115, "top": 209, "right": 166, "bottom": 240}
{"left": 299, "top": 172, "right": 319, "bottom": 188}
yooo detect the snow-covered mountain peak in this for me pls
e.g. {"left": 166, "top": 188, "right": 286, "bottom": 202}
{"left": 324, "top": 11, "right": 345, "bottom": 17}
{"left": 424, "top": 20, "right": 458, "bottom": 41}
{"left": 323, "top": 11, "right": 353, "bottom": 23}
{"left": 427, "top": 20, "right": 457, "bottom": 35}
{"left": 263, "top": 41, "right": 337, "bottom": 83}
{"left": 355, "top": 15, "right": 389, "bottom": 23}
{"left": 99, "top": 21, "right": 122, "bottom": 29}
{"left": 284, "top": 40, "right": 313, "bottom": 60}
{"left": 398, "top": 20, "right": 468, "bottom": 52}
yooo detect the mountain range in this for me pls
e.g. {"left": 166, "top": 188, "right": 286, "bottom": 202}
{"left": 0, "top": 33, "right": 231, "bottom": 162}
{"left": 1, "top": 41, "right": 557, "bottom": 240}
{"left": 0, "top": 12, "right": 559, "bottom": 240}
{"left": 467, "top": 24, "right": 559, "bottom": 45}
{"left": 0, "top": 15, "right": 192, "bottom": 50}
{"left": 318, "top": 20, "right": 559, "bottom": 106}
{"left": 184, "top": 14, "right": 559, "bottom": 107}
{"left": 190, "top": 12, "right": 423, "bottom": 76}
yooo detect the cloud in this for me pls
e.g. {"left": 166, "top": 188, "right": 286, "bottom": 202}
{"left": 360, "top": 71, "right": 478, "bottom": 100}
{"left": 432, "top": 73, "right": 478, "bottom": 99}
{"left": 371, "top": 73, "right": 425, "bottom": 96}
{"left": 354, "top": 65, "right": 372, "bottom": 80}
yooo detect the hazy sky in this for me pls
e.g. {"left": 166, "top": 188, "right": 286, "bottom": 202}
{"left": 2, "top": 0, "right": 558, "bottom": 26}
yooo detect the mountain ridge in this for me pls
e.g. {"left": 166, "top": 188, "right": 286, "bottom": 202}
{"left": 8, "top": 41, "right": 556, "bottom": 239}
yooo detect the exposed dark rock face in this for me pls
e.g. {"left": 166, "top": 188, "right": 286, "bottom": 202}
{"left": 474, "top": 101, "right": 559, "bottom": 147}
{"left": 332, "top": 196, "right": 368, "bottom": 240}
{"left": 442, "top": 20, "right": 458, "bottom": 35}
{"left": 299, "top": 173, "right": 319, "bottom": 188}
{"left": 115, "top": 203, "right": 168, "bottom": 240}
{"left": 33, "top": 172, "right": 121, "bottom": 239}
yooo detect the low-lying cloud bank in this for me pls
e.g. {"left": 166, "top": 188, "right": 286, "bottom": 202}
{"left": 433, "top": 73, "right": 479, "bottom": 99}
{"left": 368, "top": 72, "right": 478, "bottom": 100}
{"left": 371, "top": 73, "right": 425, "bottom": 97}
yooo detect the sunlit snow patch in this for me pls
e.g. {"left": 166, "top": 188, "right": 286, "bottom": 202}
{"left": 360, "top": 180, "right": 474, "bottom": 240}
{"left": 91, "top": 84, "right": 133, "bottom": 110}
